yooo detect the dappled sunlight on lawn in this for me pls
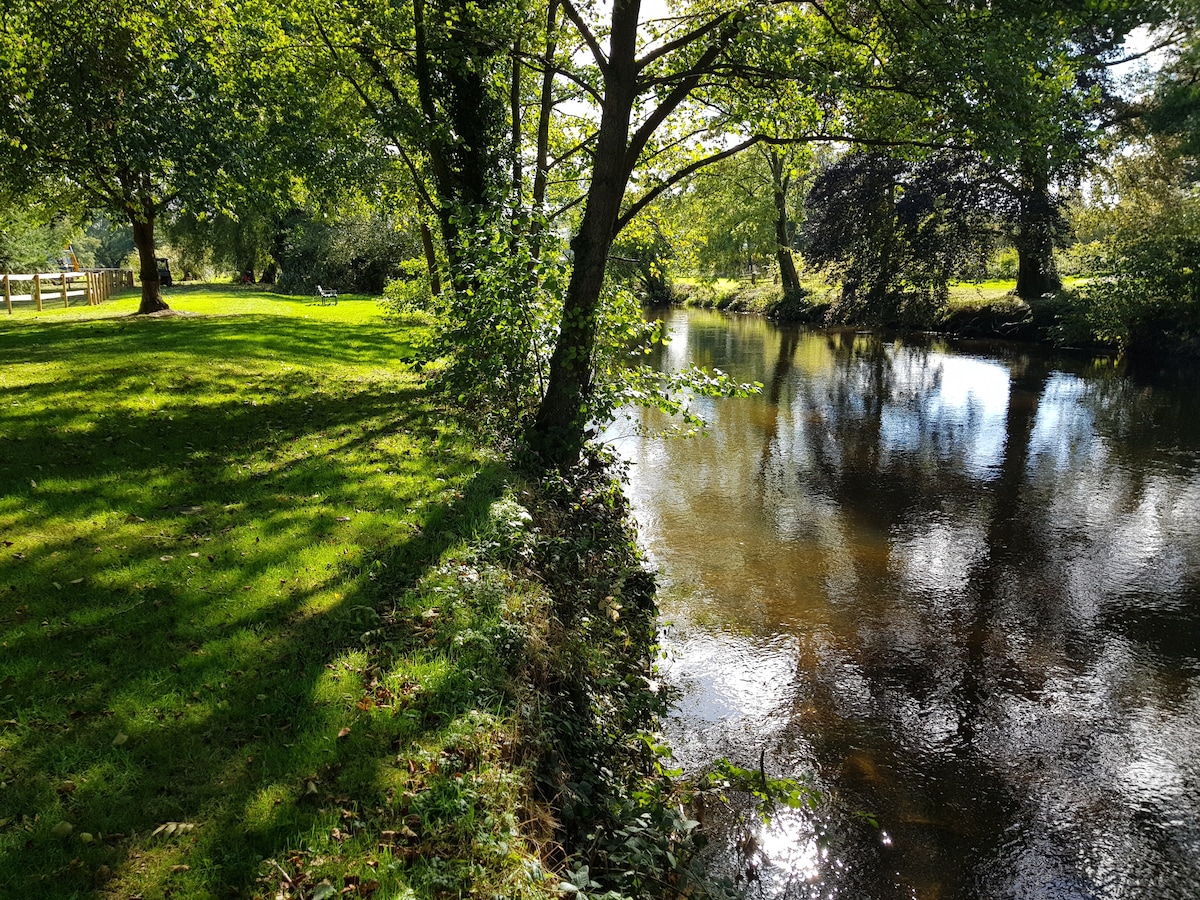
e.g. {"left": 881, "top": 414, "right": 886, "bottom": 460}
{"left": 0, "top": 291, "right": 521, "bottom": 897}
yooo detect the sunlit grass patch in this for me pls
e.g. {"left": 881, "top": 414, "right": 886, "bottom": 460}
{"left": 947, "top": 278, "right": 1019, "bottom": 307}
{"left": 0, "top": 286, "right": 556, "bottom": 899}
{"left": 2, "top": 282, "right": 387, "bottom": 325}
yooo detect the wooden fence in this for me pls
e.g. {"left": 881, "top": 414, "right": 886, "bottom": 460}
{"left": 2, "top": 269, "right": 134, "bottom": 314}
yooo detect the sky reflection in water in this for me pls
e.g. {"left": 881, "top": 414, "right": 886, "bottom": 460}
{"left": 616, "top": 309, "right": 1200, "bottom": 899}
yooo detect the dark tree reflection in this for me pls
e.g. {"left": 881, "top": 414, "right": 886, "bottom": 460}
{"left": 619, "top": 310, "right": 1200, "bottom": 900}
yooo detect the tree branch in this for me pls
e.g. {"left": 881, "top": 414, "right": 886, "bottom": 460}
{"left": 616, "top": 136, "right": 762, "bottom": 233}
{"left": 561, "top": 0, "right": 608, "bottom": 74}
{"left": 626, "top": 23, "right": 740, "bottom": 171}
{"left": 636, "top": 10, "right": 733, "bottom": 72}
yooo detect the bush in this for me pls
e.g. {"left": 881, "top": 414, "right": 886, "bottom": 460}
{"left": 988, "top": 246, "right": 1020, "bottom": 280}
{"left": 381, "top": 257, "right": 434, "bottom": 315}
{"left": 1073, "top": 187, "right": 1200, "bottom": 354}
{"left": 276, "top": 212, "right": 420, "bottom": 295}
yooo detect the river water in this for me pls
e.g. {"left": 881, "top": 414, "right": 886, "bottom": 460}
{"left": 612, "top": 308, "right": 1200, "bottom": 900}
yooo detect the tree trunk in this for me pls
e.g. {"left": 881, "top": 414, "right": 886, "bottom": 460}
{"left": 775, "top": 226, "right": 801, "bottom": 299}
{"left": 768, "top": 151, "right": 802, "bottom": 300}
{"left": 419, "top": 221, "right": 442, "bottom": 297}
{"left": 1014, "top": 244, "right": 1060, "bottom": 299}
{"left": 529, "top": 0, "right": 561, "bottom": 261}
{"left": 530, "top": 0, "right": 641, "bottom": 467}
{"left": 1013, "top": 167, "right": 1062, "bottom": 300}
{"left": 130, "top": 212, "right": 168, "bottom": 314}
{"left": 510, "top": 38, "right": 523, "bottom": 203}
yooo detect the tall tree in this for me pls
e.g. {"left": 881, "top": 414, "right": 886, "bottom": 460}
{"left": 0, "top": 0, "right": 235, "bottom": 313}
{"left": 936, "top": 3, "right": 1163, "bottom": 298}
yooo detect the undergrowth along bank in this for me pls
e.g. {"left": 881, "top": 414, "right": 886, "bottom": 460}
{"left": 0, "top": 285, "right": 719, "bottom": 899}
{"left": 669, "top": 275, "right": 1200, "bottom": 358}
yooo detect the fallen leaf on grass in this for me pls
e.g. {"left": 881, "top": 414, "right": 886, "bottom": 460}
{"left": 160, "top": 555, "right": 174, "bottom": 562}
{"left": 312, "top": 882, "right": 338, "bottom": 900}
{"left": 112, "top": 732, "right": 128, "bottom": 747}
{"left": 69, "top": 578, "right": 84, "bottom": 585}
{"left": 337, "top": 727, "right": 351, "bottom": 739}
{"left": 335, "top": 516, "right": 352, "bottom": 522}
{"left": 51, "top": 822, "right": 73, "bottom": 837}
{"left": 152, "top": 822, "right": 198, "bottom": 837}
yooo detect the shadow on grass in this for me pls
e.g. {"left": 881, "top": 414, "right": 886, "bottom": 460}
{"left": 0, "top": 313, "right": 510, "bottom": 896}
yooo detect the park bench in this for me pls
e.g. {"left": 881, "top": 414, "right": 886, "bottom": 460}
{"left": 316, "top": 285, "right": 338, "bottom": 305}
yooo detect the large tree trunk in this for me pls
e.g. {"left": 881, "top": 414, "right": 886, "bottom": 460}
{"left": 530, "top": 1, "right": 640, "bottom": 467}
{"left": 1013, "top": 227, "right": 1061, "bottom": 299}
{"left": 130, "top": 211, "right": 168, "bottom": 314}
{"left": 1013, "top": 167, "right": 1062, "bottom": 300}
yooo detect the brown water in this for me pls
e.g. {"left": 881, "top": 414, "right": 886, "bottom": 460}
{"left": 613, "top": 308, "right": 1200, "bottom": 899}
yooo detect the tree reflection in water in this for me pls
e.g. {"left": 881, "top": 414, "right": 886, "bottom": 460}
{"left": 618, "top": 309, "right": 1200, "bottom": 899}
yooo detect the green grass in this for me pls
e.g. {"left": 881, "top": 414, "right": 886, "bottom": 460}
{"left": 0, "top": 285, "right": 557, "bottom": 899}
{"left": 946, "top": 278, "right": 1019, "bottom": 307}
{"left": 3, "top": 282, "right": 384, "bottom": 322}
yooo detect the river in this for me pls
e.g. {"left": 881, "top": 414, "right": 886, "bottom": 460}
{"left": 612, "top": 308, "right": 1200, "bottom": 899}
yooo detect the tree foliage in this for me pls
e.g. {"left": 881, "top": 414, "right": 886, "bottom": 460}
{"left": 1072, "top": 147, "right": 1200, "bottom": 352}
{"left": 0, "top": 192, "right": 78, "bottom": 271}
{"left": 804, "top": 152, "right": 999, "bottom": 324}
{"left": 0, "top": 0, "right": 236, "bottom": 312}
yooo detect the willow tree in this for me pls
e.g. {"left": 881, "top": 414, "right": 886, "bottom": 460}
{"left": 0, "top": 0, "right": 236, "bottom": 313}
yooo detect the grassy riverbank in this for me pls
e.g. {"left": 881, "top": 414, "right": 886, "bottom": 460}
{"left": 0, "top": 286, "right": 675, "bottom": 899}
{"left": 673, "top": 275, "right": 1025, "bottom": 319}
{"left": 670, "top": 275, "right": 1107, "bottom": 345}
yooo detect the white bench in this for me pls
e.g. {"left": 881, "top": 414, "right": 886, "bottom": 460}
{"left": 316, "top": 285, "right": 338, "bottom": 305}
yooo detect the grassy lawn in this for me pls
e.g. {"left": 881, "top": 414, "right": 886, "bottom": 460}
{"left": 0, "top": 285, "right": 553, "bottom": 898}
{"left": 946, "top": 279, "right": 1019, "bottom": 308}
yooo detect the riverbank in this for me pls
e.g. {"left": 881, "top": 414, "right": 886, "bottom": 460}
{"left": 671, "top": 276, "right": 1200, "bottom": 359}
{"left": 672, "top": 276, "right": 1039, "bottom": 336}
{"left": 0, "top": 286, "right": 697, "bottom": 899}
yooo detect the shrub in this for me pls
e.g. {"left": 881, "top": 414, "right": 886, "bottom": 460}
{"left": 276, "top": 212, "right": 420, "bottom": 295}
{"left": 1073, "top": 185, "right": 1200, "bottom": 353}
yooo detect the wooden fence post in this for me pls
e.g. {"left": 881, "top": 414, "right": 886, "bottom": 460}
{"left": 4, "top": 274, "right": 10, "bottom": 315}
{"left": 61, "top": 272, "right": 69, "bottom": 307}
{"left": 33, "top": 274, "right": 42, "bottom": 311}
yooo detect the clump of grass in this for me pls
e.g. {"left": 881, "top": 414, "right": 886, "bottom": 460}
{"left": 0, "top": 286, "right": 562, "bottom": 899}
